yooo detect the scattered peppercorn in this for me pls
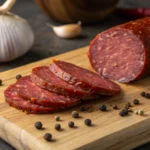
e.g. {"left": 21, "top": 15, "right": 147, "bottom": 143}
{"left": 68, "top": 121, "right": 74, "bottom": 128}
{"left": 80, "top": 106, "right": 86, "bottom": 112}
{"left": 72, "top": 111, "right": 79, "bottom": 118}
{"left": 43, "top": 133, "right": 52, "bottom": 141}
{"left": 84, "top": 119, "right": 92, "bottom": 126}
{"left": 54, "top": 116, "right": 60, "bottom": 121}
{"left": 140, "top": 91, "right": 146, "bottom": 97}
{"left": 0, "top": 79, "right": 2, "bottom": 86}
{"left": 34, "top": 121, "right": 43, "bottom": 129}
{"left": 138, "top": 110, "right": 144, "bottom": 116}
{"left": 145, "top": 93, "right": 150, "bottom": 99}
{"left": 113, "top": 105, "right": 118, "bottom": 110}
{"left": 16, "top": 74, "right": 22, "bottom": 80}
{"left": 119, "top": 109, "right": 128, "bottom": 117}
{"left": 134, "top": 110, "right": 144, "bottom": 116}
{"left": 55, "top": 124, "right": 61, "bottom": 131}
{"left": 99, "top": 104, "right": 107, "bottom": 111}
{"left": 119, "top": 111, "right": 125, "bottom": 117}
{"left": 133, "top": 99, "right": 139, "bottom": 105}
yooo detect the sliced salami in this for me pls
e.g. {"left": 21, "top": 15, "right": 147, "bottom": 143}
{"left": 4, "top": 84, "right": 63, "bottom": 114}
{"left": 88, "top": 17, "right": 150, "bottom": 83}
{"left": 49, "top": 60, "right": 121, "bottom": 95}
{"left": 14, "top": 76, "right": 79, "bottom": 108}
{"left": 31, "top": 66, "right": 97, "bottom": 99}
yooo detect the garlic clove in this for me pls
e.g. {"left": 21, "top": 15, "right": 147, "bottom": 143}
{"left": 47, "top": 21, "right": 82, "bottom": 38}
{"left": 0, "top": 13, "right": 34, "bottom": 62}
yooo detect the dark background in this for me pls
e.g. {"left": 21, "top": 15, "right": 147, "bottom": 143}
{"left": 0, "top": 0, "right": 150, "bottom": 149}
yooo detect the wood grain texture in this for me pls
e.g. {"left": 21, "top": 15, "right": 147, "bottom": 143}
{"left": 1, "top": 46, "right": 150, "bottom": 150}
{"left": 35, "top": 0, "right": 119, "bottom": 23}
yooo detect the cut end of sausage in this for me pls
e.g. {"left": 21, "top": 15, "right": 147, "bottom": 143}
{"left": 89, "top": 28, "right": 145, "bottom": 83}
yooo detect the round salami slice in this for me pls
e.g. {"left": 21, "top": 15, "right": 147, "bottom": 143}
{"left": 4, "top": 84, "right": 63, "bottom": 114}
{"left": 49, "top": 60, "right": 121, "bottom": 95}
{"left": 88, "top": 17, "right": 150, "bottom": 83}
{"left": 15, "top": 76, "right": 80, "bottom": 108}
{"left": 31, "top": 66, "right": 98, "bottom": 99}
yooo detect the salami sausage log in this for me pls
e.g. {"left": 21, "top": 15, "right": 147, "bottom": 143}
{"left": 88, "top": 17, "right": 150, "bottom": 83}
{"left": 16, "top": 76, "right": 80, "bottom": 108}
{"left": 49, "top": 60, "right": 121, "bottom": 95}
{"left": 31, "top": 66, "right": 97, "bottom": 99}
{"left": 4, "top": 84, "right": 64, "bottom": 114}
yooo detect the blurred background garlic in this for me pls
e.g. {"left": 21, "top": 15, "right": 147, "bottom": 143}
{"left": 47, "top": 21, "right": 82, "bottom": 38}
{"left": 0, "top": 0, "right": 34, "bottom": 62}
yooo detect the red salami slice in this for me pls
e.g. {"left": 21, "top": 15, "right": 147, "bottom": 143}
{"left": 15, "top": 76, "right": 79, "bottom": 108}
{"left": 4, "top": 84, "right": 63, "bottom": 114}
{"left": 31, "top": 66, "right": 97, "bottom": 99}
{"left": 88, "top": 17, "right": 150, "bottom": 83}
{"left": 49, "top": 60, "right": 121, "bottom": 95}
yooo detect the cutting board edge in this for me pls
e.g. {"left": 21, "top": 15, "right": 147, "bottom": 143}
{"left": 0, "top": 116, "right": 49, "bottom": 150}
{"left": 77, "top": 117, "right": 150, "bottom": 150}
{"left": 1, "top": 115, "right": 150, "bottom": 150}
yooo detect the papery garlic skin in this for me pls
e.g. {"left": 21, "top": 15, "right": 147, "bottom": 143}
{"left": 0, "top": 13, "right": 34, "bottom": 62}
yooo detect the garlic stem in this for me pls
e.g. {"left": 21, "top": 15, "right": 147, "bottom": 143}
{"left": 0, "top": 0, "right": 16, "bottom": 14}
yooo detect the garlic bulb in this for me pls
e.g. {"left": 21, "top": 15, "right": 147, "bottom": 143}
{"left": 47, "top": 21, "right": 81, "bottom": 38}
{"left": 0, "top": 0, "right": 34, "bottom": 62}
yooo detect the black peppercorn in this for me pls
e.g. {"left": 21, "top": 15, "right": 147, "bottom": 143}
{"left": 72, "top": 111, "right": 79, "bottom": 118}
{"left": 119, "top": 109, "right": 128, "bottom": 117}
{"left": 34, "top": 121, "right": 43, "bottom": 129}
{"left": 133, "top": 99, "right": 139, "bottom": 105}
{"left": 145, "top": 93, "right": 150, "bottom": 99}
{"left": 123, "top": 109, "right": 128, "bottom": 115}
{"left": 43, "top": 133, "right": 52, "bottom": 141}
{"left": 84, "top": 119, "right": 92, "bottom": 126}
{"left": 68, "top": 121, "right": 74, "bottom": 128}
{"left": 16, "top": 74, "right": 22, "bottom": 80}
{"left": 119, "top": 111, "right": 125, "bottom": 117}
{"left": 99, "top": 104, "right": 107, "bottom": 111}
{"left": 113, "top": 105, "right": 118, "bottom": 110}
{"left": 140, "top": 91, "right": 146, "bottom": 97}
{"left": 55, "top": 124, "right": 61, "bottom": 131}
{"left": 80, "top": 106, "right": 86, "bottom": 112}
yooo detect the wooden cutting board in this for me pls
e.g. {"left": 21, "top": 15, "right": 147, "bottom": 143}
{"left": 1, "top": 46, "right": 150, "bottom": 150}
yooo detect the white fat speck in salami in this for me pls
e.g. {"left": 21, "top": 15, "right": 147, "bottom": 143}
{"left": 88, "top": 17, "right": 150, "bottom": 83}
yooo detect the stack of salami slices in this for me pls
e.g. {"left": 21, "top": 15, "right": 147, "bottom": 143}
{"left": 4, "top": 60, "right": 121, "bottom": 114}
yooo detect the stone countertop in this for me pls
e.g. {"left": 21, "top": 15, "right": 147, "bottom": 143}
{"left": 0, "top": 0, "right": 150, "bottom": 150}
